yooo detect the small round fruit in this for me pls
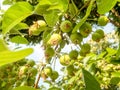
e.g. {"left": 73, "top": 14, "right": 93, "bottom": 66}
{"left": 81, "top": 43, "right": 91, "bottom": 53}
{"left": 28, "top": 67, "right": 37, "bottom": 76}
{"left": 60, "top": 20, "right": 72, "bottom": 33}
{"left": 29, "top": 24, "right": 40, "bottom": 36}
{"left": 37, "top": 20, "right": 47, "bottom": 27}
{"left": 66, "top": 65, "right": 74, "bottom": 76}
{"left": 79, "top": 22, "right": 92, "bottom": 37}
{"left": 44, "top": 66, "right": 52, "bottom": 76}
{"left": 47, "top": 34, "right": 62, "bottom": 45}
{"left": 45, "top": 47, "right": 55, "bottom": 60}
{"left": 50, "top": 71, "right": 59, "bottom": 81}
{"left": 92, "top": 32, "right": 102, "bottom": 42}
{"left": 27, "top": 60, "right": 35, "bottom": 67}
{"left": 98, "top": 16, "right": 109, "bottom": 26}
{"left": 69, "top": 50, "right": 78, "bottom": 59}
{"left": 19, "top": 66, "right": 28, "bottom": 75}
{"left": 59, "top": 55, "right": 70, "bottom": 66}
{"left": 70, "top": 33, "right": 83, "bottom": 44}
{"left": 95, "top": 29, "right": 104, "bottom": 38}
{"left": 79, "top": 50, "right": 87, "bottom": 56}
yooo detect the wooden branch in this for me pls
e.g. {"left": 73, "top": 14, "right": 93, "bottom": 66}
{"left": 111, "top": 8, "right": 120, "bottom": 19}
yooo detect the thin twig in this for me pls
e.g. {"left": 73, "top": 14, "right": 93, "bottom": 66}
{"left": 108, "top": 18, "right": 120, "bottom": 27}
{"left": 111, "top": 8, "right": 120, "bottom": 19}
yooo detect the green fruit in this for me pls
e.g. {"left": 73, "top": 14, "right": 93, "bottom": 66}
{"left": 50, "top": 71, "right": 59, "bottom": 81}
{"left": 37, "top": 20, "right": 47, "bottom": 27}
{"left": 44, "top": 66, "right": 52, "bottom": 76}
{"left": 92, "top": 32, "right": 102, "bottom": 42}
{"left": 29, "top": 67, "right": 37, "bottom": 76}
{"left": 79, "top": 50, "right": 87, "bottom": 56}
{"left": 19, "top": 66, "right": 28, "bottom": 75}
{"left": 81, "top": 43, "right": 91, "bottom": 53}
{"left": 79, "top": 22, "right": 92, "bottom": 37}
{"left": 27, "top": 60, "right": 35, "bottom": 67}
{"left": 29, "top": 24, "right": 40, "bottom": 36}
{"left": 66, "top": 65, "right": 74, "bottom": 75}
{"left": 47, "top": 34, "right": 62, "bottom": 45}
{"left": 98, "top": 16, "right": 109, "bottom": 26}
{"left": 60, "top": 20, "right": 72, "bottom": 33}
{"left": 69, "top": 50, "right": 78, "bottom": 59}
{"left": 45, "top": 47, "right": 55, "bottom": 60}
{"left": 59, "top": 55, "right": 70, "bottom": 66}
{"left": 95, "top": 29, "right": 104, "bottom": 38}
{"left": 70, "top": 33, "right": 83, "bottom": 44}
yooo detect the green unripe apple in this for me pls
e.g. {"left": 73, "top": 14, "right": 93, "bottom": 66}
{"left": 59, "top": 55, "right": 70, "bottom": 66}
{"left": 92, "top": 32, "right": 102, "bottom": 42}
{"left": 60, "top": 20, "right": 72, "bottom": 33}
{"left": 69, "top": 50, "right": 78, "bottom": 59}
{"left": 70, "top": 33, "right": 83, "bottom": 44}
{"left": 95, "top": 29, "right": 104, "bottom": 38}
{"left": 26, "top": 60, "right": 35, "bottom": 67}
{"left": 44, "top": 66, "right": 52, "bottom": 76}
{"left": 98, "top": 16, "right": 109, "bottom": 26}
{"left": 81, "top": 43, "right": 91, "bottom": 53}
{"left": 50, "top": 71, "right": 59, "bottom": 81}
{"left": 79, "top": 22, "right": 92, "bottom": 37}
{"left": 47, "top": 34, "right": 62, "bottom": 46}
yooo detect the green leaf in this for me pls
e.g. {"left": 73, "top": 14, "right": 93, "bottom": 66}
{"left": 0, "top": 48, "right": 33, "bottom": 66}
{"left": 47, "top": 0, "right": 69, "bottom": 12}
{"left": 112, "top": 71, "right": 120, "bottom": 77}
{"left": 12, "top": 86, "right": 37, "bottom": 90}
{"left": 14, "top": 23, "right": 29, "bottom": 30}
{"left": 0, "top": 39, "right": 9, "bottom": 51}
{"left": 72, "top": 0, "right": 95, "bottom": 33}
{"left": 10, "top": 36, "right": 29, "bottom": 44}
{"left": 43, "top": 10, "right": 59, "bottom": 27}
{"left": 106, "top": 48, "right": 117, "bottom": 57}
{"left": 82, "top": 68, "right": 101, "bottom": 90}
{"left": 2, "top": 2, "right": 34, "bottom": 35}
{"left": 97, "top": 0, "right": 117, "bottom": 14}
{"left": 110, "top": 77, "right": 120, "bottom": 85}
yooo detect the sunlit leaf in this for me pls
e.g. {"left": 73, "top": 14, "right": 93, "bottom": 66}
{"left": 12, "top": 86, "right": 37, "bottom": 90}
{"left": 14, "top": 23, "right": 29, "bottom": 30}
{"left": 82, "top": 68, "right": 101, "bottom": 90}
{"left": 10, "top": 36, "right": 29, "bottom": 44}
{"left": 0, "top": 39, "right": 9, "bottom": 51}
{"left": 2, "top": 2, "right": 34, "bottom": 34}
{"left": 72, "top": 0, "right": 95, "bottom": 33}
{"left": 97, "top": 0, "right": 117, "bottom": 14}
{"left": 0, "top": 48, "right": 33, "bottom": 66}
{"left": 43, "top": 10, "right": 59, "bottom": 27}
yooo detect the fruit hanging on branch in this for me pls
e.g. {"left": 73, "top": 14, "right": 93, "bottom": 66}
{"left": 47, "top": 33, "right": 62, "bottom": 46}
{"left": 79, "top": 22, "right": 92, "bottom": 37}
{"left": 98, "top": 16, "right": 109, "bottom": 26}
{"left": 60, "top": 20, "right": 73, "bottom": 33}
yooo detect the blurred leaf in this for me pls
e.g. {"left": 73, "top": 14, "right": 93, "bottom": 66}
{"left": 97, "top": 0, "right": 117, "bottom": 14}
{"left": 10, "top": 36, "right": 29, "bottom": 44}
{"left": 82, "top": 68, "right": 101, "bottom": 90}
{"left": 43, "top": 10, "right": 59, "bottom": 27}
{"left": 12, "top": 86, "right": 37, "bottom": 90}
{"left": 0, "top": 39, "right": 9, "bottom": 51}
{"left": 110, "top": 77, "right": 120, "bottom": 85}
{"left": 72, "top": 0, "right": 94, "bottom": 33}
{"left": 0, "top": 48, "right": 33, "bottom": 66}
{"left": 106, "top": 48, "right": 117, "bottom": 57}
{"left": 3, "top": 0, "right": 12, "bottom": 5}
{"left": 69, "top": 0, "right": 78, "bottom": 17}
{"left": 2, "top": 2, "right": 33, "bottom": 34}
{"left": 112, "top": 71, "right": 120, "bottom": 77}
